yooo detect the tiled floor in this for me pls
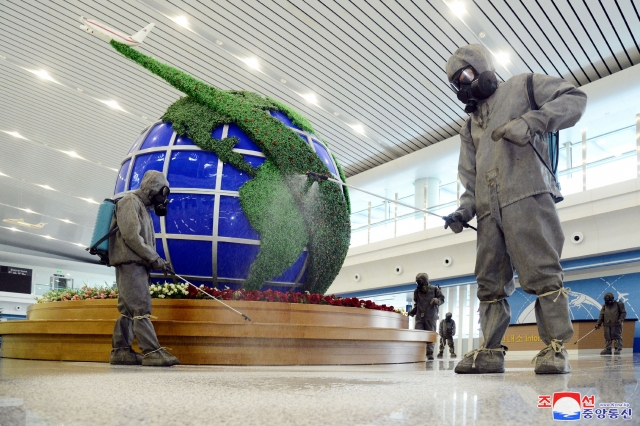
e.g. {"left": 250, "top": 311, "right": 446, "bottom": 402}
{"left": 0, "top": 353, "right": 637, "bottom": 425}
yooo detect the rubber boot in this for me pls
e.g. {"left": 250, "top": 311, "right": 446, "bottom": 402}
{"left": 600, "top": 345, "right": 612, "bottom": 355}
{"left": 532, "top": 291, "right": 573, "bottom": 374}
{"left": 614, "top": 338, "right": 623, "bottom": 355}
{"left": 450, "top": 349, "right": 457, "bottom": 358}
{"left": 455, "top": 347, "right": 506, "bottom": 374}
{"left": 455, "top": 300, "right": 510, "bottom": 374}
{"left": 142, "top": 348, "right": 180, "bottom": 367}
{"left": 437, "top": 351, "right": 443, "bottom": 359}
{"left": 110, "top": 347, "right": 143, "bottom": 365}
{"left": 427, "top": 354, "right": 434, "bottom": 361}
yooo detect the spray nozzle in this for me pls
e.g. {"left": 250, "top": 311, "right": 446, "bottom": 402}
{"left": 307, "top": 171, "right": 329, "bottom": 182}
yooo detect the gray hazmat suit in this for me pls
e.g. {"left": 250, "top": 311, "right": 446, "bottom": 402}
{"left": 408, "top": 273, "right": 444, "bottom": 359}
{"left": 108, "top": 170, "right": 179, "bottom": 366}
{"left": 438, "top": 315, "right": 456, "bottom": 357}
{"left": 445, "top": 45, "right": 587, "bottom": 374}
{"left": 596, "top": 293, "right": 627, "bottom": 354}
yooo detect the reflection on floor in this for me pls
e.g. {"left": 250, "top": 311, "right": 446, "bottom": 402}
{"left": 0, "top": 353, "right": 638, "bottom": 425}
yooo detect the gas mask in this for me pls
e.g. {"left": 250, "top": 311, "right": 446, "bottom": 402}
{"left": 445, "top": 313, "right": 453, "bottom": 321}
{"left": 449, "top": 67, "right": 498, "bottom": 113}
{"left": 604, "top": 293, "right": 615, "bottom": 306}
{"left": 152, "top": 186, "right": 170, "bottom": 216}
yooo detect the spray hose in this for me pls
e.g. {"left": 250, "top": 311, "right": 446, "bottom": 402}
{"left": 171, "top": 273, "right": 252, "bottom": 321}
{"left": 306, "top": 172, "right": 477, "bottom": 231}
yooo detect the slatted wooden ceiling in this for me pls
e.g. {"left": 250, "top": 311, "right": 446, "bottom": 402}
{"left": 0, "top": 0, "right": 639, "bottom": 261}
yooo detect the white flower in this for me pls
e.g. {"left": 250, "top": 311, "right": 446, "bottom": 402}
{"left": 163, "top": 288, "right": 168, "bottom": 294}
{"left": 158, "top": 294, "right": 165, "bottom": 299}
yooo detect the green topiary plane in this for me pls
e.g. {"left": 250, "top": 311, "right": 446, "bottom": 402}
{"left": 110, "top": 41, "right": 350, "bottom": 294}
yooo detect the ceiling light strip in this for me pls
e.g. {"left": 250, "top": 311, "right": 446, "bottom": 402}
{"left": 0, "top": 201, "right": 91, "bottom": 229}
{"left": 0, "top": 172, "right": 101, "bottom": 206}
{"left": 0, "top": 128, "right": 118, "bottom": 173}
{"left": 0, "top": 225, "right": 86, "bottom": 249}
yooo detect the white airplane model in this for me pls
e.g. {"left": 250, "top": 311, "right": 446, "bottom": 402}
{"left": 617, "top": 292, "right": 629, "bottom": 304}
{"left": 3, "top": 218, "right": 47, "bottom": 229}
{"left": 79, "top": 16, "right": 154, "bottom": 46}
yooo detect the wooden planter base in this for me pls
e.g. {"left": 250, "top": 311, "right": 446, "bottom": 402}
{"left": 0, "top": 300, "right": 436, "bottom": 365}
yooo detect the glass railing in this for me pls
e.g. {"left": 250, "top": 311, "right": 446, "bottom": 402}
{"left": 350, "top": 121, "right": 639, "bottom": 247}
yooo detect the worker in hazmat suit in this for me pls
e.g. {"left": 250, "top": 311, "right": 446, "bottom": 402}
{"left": 595, "top": 292, "right": 627, "bottom": 355}
{"left": 108, "top": 170, "right": 179, "bottom": 367}
{"left": 438, "top": 312, "right": 456, "bottom": 358}
{"left": 408, "top": 273, "right": 444, "bottom": 360}
{"left": 443, "top": 45, "right": 587, "bottom": 374}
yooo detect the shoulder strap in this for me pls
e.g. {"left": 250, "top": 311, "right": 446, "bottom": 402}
{"left": 525, "top": 73, "right": 562, "bottom": 198}
{"left": 527, "top": 74, "right": 538, "bottom": 110}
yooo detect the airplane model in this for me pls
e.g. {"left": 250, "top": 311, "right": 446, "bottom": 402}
{"left": 3, "top": 218, "right": 47, "bottom": 229}
{"left": 79, "top": 16, "right": 154, "bottom": 46}
{"left": 617, "top": 292, "right": 629, "bottom": 304}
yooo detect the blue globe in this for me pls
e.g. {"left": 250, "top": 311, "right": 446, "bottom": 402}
{"left": 113, "top": 111, "right": 341, "bottom": 292}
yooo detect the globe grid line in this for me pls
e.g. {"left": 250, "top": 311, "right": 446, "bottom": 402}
{"left": 115, "top": 118, "right": 327, "bottom": 290}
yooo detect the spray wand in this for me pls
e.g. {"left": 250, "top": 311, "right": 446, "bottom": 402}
{"left": 306, "top": 172, "right": 477, "bottom": 231}
{"left": 573, "top": 326, "right": 598, "bottom": 345}
{"left": 171, "top": 273, "right": 252, "bottom": 321}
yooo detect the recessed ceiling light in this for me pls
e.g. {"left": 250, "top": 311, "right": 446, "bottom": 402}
{"left": 215, "top": 40, "right": 223, "bottom": 45}
{"left": 478, "top": 31, "right": 486, "bottom": 38}
{"left": 61, "top": 150, "right": 84, "bottom": 159}
{"left": 37, "top": 184, "right": 55, "bottom": 191}
{"left": 43, "top": 235, "right": 53, "bottom": 239}
{"left": 23, "top": 209, "right": 34, "bottom": 213}
{"left": 333, "top": 112, "right": 339, "bottom": 116}
{"left": 77, "top": 87, "right": 83, "bottom": 92}
{"left": 447, "top": 1, "right": 467, "bottom": 18}
{"left": 242, "top": 57, "right": 260, "bottom": 70}
{"left": 9, "top": 227, "right": 18, "bottom": 231}
{"left": 0, "top": 54, "right": 5, "bottom": 59}
{"left": 494, "top": 52, "right": 510, "bottom": 66}
{"left": 141, "top": 115, "right": 147, "bottom": 120}
{"left": 75, "top": 243, "right": 85, "bottom": 247}
{"left": 81, "top": 197, "right": 99, "bottom": 204}
{"left": 60, "top": 219, "right": 73, "bottom": 224}
{"left": 109, "top": 167, "right": 119, "bottom": 172}
{"left": 0, "top": 171, "right": 8, "bottom": 177}
{"left": 2, "top": 130, "right": 27, "bottom": 140}
{"left": 172, "top": 16, "right": 190, "bottom": 28}
{"left": 351, "top": 124, "right": 365, "bottom": 134}
{"left": 98, "top": 99, "right": 127, "bottom": 112}
{"left": 26, "top": 69, "right": 59, "bottom": 83}
{"left": 280, "top": 78, "right": 287, "bottom": 83}
{"left": 301, "top": 93, "right": 318, "bottom": 104}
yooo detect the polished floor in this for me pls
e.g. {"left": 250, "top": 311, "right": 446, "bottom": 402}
{"left": 0, "top": 352, "right": 637, "bottom": 425}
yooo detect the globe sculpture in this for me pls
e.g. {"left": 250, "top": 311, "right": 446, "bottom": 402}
{"left": 108, "top": 41, "right": 351, "bottom": 294}
{"left": 114, "top": 114, "right": 343, "bottom": 292}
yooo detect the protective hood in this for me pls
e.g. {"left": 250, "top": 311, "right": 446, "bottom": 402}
{"left": 604, "top": 292, "right": 615, "bottom": 304}
{"left": 446, "top": 44, "right": 495, "bottom": 83}
{"left": 135, "top": 170, "right": 169, "bottom": 207}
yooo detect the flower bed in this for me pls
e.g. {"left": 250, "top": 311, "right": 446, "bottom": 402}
{"left": 38, "top": 284, "right": 407, "bottom": 315}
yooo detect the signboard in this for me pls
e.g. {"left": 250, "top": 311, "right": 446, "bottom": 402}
{"left": 0, "top": 265, "right": 33, "bottom": 294}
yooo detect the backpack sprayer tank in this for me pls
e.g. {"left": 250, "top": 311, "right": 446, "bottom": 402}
{"left": 87, "top": 199, "right": 118, "bottom": 265}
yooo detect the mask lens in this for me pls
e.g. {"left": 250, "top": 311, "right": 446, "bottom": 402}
{"left": 458, "top": 68, "right": 476, "bottom": 85}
